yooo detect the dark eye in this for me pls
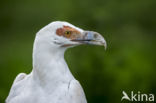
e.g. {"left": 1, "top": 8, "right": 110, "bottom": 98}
{"left": 64, "top": 31, "right": 71, "bottom": 38}
{"left": 65, "top": 31, "right": 71, "bottom": 35}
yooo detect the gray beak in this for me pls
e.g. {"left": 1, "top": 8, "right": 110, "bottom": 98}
{"left": 71, "top": 31, "right": 107, "bottom": 49}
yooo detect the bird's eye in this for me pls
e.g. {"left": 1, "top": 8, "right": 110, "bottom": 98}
{"left": 64, "top": 31, "right": 71, "bottom": 38}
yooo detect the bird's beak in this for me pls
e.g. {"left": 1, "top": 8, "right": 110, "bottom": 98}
{"left": 71, "top": 31, "right": 107, "bottom": 49}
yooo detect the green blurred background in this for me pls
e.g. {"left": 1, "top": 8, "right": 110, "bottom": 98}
{"left": 0, "top": 0, "right": 156, "bottom": 103}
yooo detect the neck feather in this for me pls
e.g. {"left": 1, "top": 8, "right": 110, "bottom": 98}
{"left": 32, "top": 37, "right": 74, "bottom": 88}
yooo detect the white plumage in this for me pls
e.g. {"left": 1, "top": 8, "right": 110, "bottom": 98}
{"left": 6, "top": 21, "right": 106, "bottom": 103}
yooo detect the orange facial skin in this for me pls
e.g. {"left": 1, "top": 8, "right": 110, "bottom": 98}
{"left": 56, "top": 26, "right": 81, "bottom": 39}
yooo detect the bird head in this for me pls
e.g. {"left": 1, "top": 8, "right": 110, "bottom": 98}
{"left": 36, "top": 21, "right": 106, "bottom": 50}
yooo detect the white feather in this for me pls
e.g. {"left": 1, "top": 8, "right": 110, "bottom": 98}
{"left": 6, "top": 21, "right": 87, "bottom": 103}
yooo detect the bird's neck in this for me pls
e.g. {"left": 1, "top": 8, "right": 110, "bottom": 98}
{"left": 32, "top": 38, "right": 74, "bottom": 88}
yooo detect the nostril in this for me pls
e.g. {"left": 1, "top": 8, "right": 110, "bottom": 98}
{"left": 94, "top": 33, "right": 98, "bottom": 38}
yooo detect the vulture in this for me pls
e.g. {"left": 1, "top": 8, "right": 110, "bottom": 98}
{"left": 6, "top": 21, "right": 107, "bottom": 103}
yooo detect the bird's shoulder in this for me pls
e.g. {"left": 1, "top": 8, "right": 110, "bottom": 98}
{"left": 13, "top": 73, "right": 27, "bottom": 83}
{"left": 6, "top": 73, "right": 28, "bottom": 103}
{"left": 68, "top": 79, "right": 87, "bottom": 103}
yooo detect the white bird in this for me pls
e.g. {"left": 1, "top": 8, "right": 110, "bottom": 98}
{"left": 6, "top": 21, "right": 106, "bottom": 103}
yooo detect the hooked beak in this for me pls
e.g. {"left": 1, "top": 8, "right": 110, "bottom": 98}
{"left": 71, "top": 31, "right": 107, "bottom": 49}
